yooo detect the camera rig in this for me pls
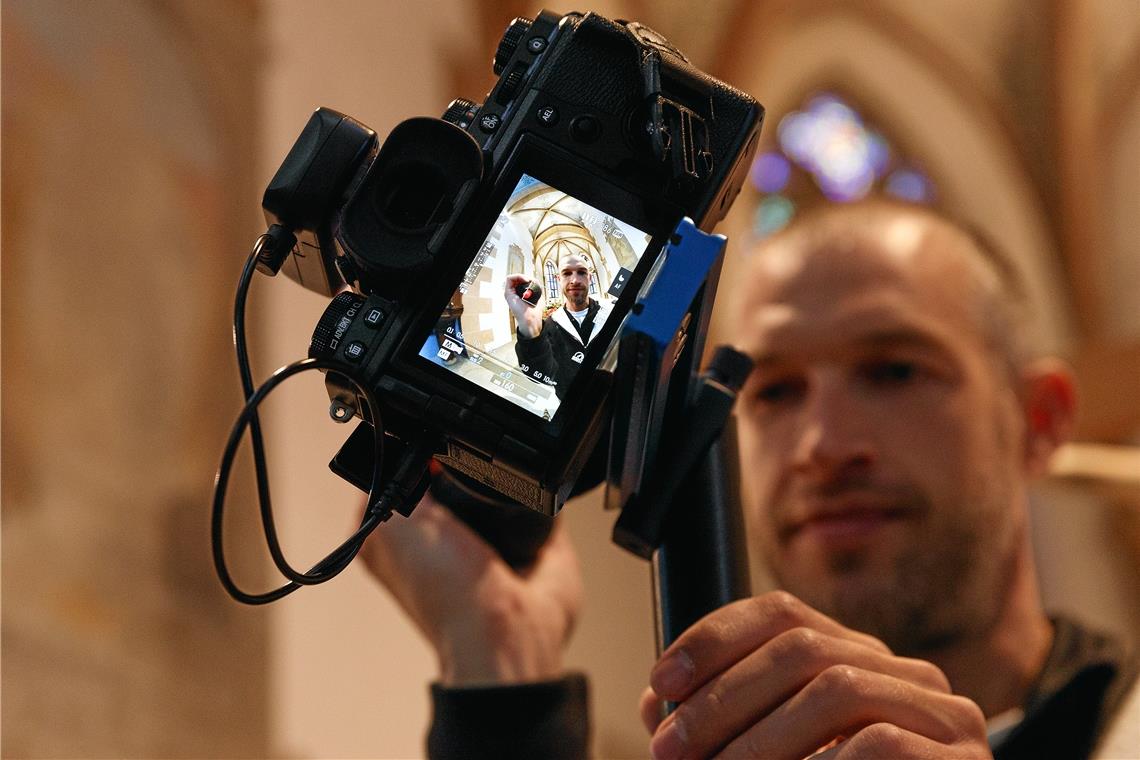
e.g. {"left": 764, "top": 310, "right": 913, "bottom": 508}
{"left": 212, "top": 9, "right": 763, "bottom": 625}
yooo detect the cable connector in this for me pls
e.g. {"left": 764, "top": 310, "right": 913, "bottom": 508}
{"left": 255, "top": 224, "right": 298, "bottom": 277}
{"left": 368, "top": 431, "right": 440, "bottom": 520}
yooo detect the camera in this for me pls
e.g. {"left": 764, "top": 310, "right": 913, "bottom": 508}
{"left": 258, "top": 9, "right": 763, "bottom": 517}
{"left": 514, "top": 281, "right": 543, "bottom": 306}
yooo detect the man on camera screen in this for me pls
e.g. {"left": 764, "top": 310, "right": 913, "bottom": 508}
{"left": 505, "top": 252, "right": 613, "bottom": 400}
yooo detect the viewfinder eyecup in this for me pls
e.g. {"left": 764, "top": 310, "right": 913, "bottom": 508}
{"left": 338, "top": 118, "right": 484, "bottom": 297}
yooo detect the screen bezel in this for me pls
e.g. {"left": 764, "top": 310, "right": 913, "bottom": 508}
{"left": 394, "top": 136, "right": 682, "bottom": 445}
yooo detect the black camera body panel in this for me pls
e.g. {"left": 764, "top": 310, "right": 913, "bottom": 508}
{"left": 263, "top": 9, "right": 763, "bottom": 515}
{"left": 261, "top": 110, "right": 379, "bottom": 294}
{"left": 474, "top": 11, "right": 761, "bottom": 228}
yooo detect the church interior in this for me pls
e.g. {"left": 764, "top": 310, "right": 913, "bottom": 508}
{"left": 3, "top": 1, "right": 1138, "bottom": 757}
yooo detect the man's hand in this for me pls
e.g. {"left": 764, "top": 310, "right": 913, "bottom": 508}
{"left": 504, "top": 274, "right": 543, "bottom": 339}
{"left": 640, "top": 591, "right": 990, "bottom": 759}
{"left": 360, "top": 491, "right": 582, "bottom": 686}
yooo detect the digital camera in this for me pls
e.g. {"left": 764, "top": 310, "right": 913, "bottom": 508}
{"left": 259, "top": 9, "right": 763, "bottom": 516}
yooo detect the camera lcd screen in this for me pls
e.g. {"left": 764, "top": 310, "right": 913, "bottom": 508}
{"left": 417, "top": 173, "right": 654, "bottom": 420}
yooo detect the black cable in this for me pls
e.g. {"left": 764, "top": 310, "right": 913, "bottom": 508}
{"left": 233, "top": 235, "right": 368, "bottom": 586}
{"left": 211, "top": 356, "right": 389, "bottom": 604}
{"left": 212, "top": 230, "right": 431, "bottom": 604}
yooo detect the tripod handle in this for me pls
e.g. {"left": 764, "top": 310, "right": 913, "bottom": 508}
{"left": 652, "top": 415, "right": 751, "bottom": 655}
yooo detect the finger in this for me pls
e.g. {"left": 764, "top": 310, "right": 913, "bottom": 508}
{"left": 651, "top": 591, "right": 890, "bottom": 701}
{"left": 656, "top": 629, "right": 951, "bottom": 759}
{"left": 359, "top": 491, "right": 497, "bottom": 587}
{"left": 813, "top": 723, "right": 970, "bottom": 760}
{"left": 640, "top": 686, "right": 666, "bottom": 735}
{"left": 504, "top": 274, "right": 529, "bottom": 296}
{"left": 717, "top": 666, "right": 986, "bottom": 760}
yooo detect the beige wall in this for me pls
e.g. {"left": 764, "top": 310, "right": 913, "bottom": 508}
{"left": 2, "top": 1, "right": 268, "bottom": 757}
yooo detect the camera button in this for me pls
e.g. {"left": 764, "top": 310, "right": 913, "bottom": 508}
{"left": 345, "top": 341, "right": 367, "bottom": 362}
{"left": 478, "top": 113, "right": 501, "bottom": 133}
{"left": 363, "top": 307, "right": 385, "bottom": 328}
{"left": 570, "top": 115, "right": 602, "bottom": 143}
{"left": 536, "top": 105, "right": 559, "bottom": 126}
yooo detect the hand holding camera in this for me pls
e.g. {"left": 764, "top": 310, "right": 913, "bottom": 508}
{"left": 358, "top": 490, "right": 582, "bottom": 685}
{"left": 504, "top": 274, "right": 544, "bottom": 338}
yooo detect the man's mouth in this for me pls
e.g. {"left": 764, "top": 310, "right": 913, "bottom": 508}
{"left": 781, "top": 496, "right": 917, "bottom": 548}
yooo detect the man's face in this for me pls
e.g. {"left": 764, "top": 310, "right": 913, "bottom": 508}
{"left": 559, "top": 254, "right": 591, "bottom": 311}
{"left": 734, "top": 214, "right": 1029, "bottom": 655}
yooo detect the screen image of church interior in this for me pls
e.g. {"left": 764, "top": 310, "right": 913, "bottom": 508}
{"left": 420, "top": 174, "right": 652, "bottom": 420}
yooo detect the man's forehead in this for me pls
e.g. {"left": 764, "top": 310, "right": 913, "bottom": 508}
{"left": 734, "top": 211, "right": 985, "bottom": 356}
{"left": 559, "top": 254, "right": 589, "bottom": 269}
{"left": 743, "top": 211, "right": 978, "bottom": 300}
{"left": 739, "top": 296, "right": 957, "bottom": 361}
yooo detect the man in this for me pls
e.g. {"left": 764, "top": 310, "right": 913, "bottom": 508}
{"left": 362, "top": 201, "right": 1136, "bottom": 759}
{"left": 505, "top": 252, "right": 612, "bottom": 399}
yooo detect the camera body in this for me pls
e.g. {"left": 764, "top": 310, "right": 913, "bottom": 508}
{"left": 261, "top": 10, "right": 762, "bottom": 515}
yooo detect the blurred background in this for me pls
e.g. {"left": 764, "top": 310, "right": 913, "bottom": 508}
{"left": 2, "top": 1, "right": 1138, "bottom": 757}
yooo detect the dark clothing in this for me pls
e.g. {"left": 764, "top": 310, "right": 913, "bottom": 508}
{"left": 427, "top": 674, "right": 590, "bottom": 760}
{"left": 515, "top": 299, "right": 610, "bottom": 400}
{"left": 426, "top": 616, "right": 1136, "bottom": 759}
{"left": 992, "top": 616, "right": 1138, "bottom": 760}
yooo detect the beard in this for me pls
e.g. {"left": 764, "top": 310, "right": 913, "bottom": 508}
{"left": 762, "top": 478, "right": 1020, "bottom": 657}
{"left": 564, "top": 289, "right": 588, "bottom": 310}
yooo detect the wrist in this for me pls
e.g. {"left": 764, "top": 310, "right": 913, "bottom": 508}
{"left": 437, "top": 638, "right": 565, "bottom": 686}
{"left": 434, "top": 595, "right": 567, "bottom": 686}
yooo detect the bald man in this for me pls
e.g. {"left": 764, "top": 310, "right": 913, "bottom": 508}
{"left": 363, "top": 202, "right": 1137, "bottom": 759}
{"left": 505, "top": 252, "right": 612, "bottom": 400}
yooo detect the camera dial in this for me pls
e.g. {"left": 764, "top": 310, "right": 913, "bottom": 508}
{"left": 309, "top": 291, "right": 367, "bottom": 362}
{"left": 442, "top": 98, "right": 479, "bottom": 129}
{"left": 494, "top": 17, "right": 532, "bottom": 74}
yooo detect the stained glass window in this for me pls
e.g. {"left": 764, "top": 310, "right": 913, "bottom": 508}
{"left": 544, "top": 259, "right": 559, "bottom": 298}
{"left": 747, "top": 92, "right": 937, "bottom": 239}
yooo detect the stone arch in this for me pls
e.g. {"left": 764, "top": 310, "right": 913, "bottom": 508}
{"left": 712, "top": 8, "right": 1075, "bottom": 356}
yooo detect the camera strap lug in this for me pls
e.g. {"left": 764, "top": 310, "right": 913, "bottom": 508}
{"left": 329, "top": 399, "right": 355, "bottom": 422}
{"left": 639, "top": 50, "right": 713, "bottom": 183}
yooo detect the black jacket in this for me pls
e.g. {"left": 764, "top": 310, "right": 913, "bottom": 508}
{"left": 514, "top": 298, "right": 612, "bottom": 400}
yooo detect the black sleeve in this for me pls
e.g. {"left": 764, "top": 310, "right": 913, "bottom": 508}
{"left": 427, "top": 674, "right": 590, "bottom": 760}
{"left": 514, "top": 327, "right": 560, "bottom": 389}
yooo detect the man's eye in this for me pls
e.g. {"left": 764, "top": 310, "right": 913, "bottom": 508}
{"left": 863, "top": 360, "right": 918, "bottom": 385}
{"left": 753, "top": 379, "right": 804, "bottom": 405}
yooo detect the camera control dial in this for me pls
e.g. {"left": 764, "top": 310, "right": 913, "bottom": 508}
{"left": 493, "top": 17, "right": 532, "bottom": 75}
{"left": 442, "top": 98, "right": 479, "bottom": 128}
{"left": 310, "top": 291, "right": 366, "bottom": 361}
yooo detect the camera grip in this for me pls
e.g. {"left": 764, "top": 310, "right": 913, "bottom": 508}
{"left": 430, "top": 467, "right": 554, "bottom": 569}
{"left": 330, "top": 424, "right": 554, "bottom": 568}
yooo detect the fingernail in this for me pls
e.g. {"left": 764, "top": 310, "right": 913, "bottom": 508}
{"left": 650, "top": 717, "right": 686, "bottom": 760}
{"left": 651, "top": 650, "right": 694, "bottom": 697}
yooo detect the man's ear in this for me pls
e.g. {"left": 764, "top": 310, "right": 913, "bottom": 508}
{"left": 1020, "top": 358, "right": 1078, "bottom": 476}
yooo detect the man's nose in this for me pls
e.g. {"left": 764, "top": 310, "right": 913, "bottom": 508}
{"left": 791, "top": 376, "right": 877, "bottom": 475}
